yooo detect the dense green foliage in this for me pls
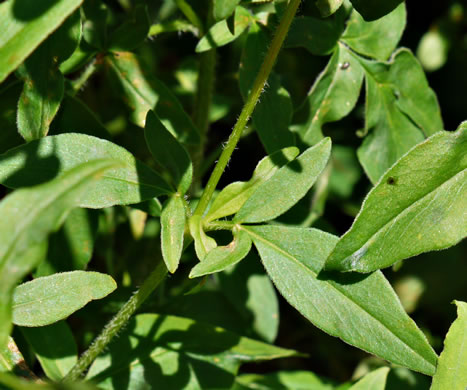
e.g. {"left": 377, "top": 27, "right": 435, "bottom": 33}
{"left": 0, "top": 0, "right": 465, "bottom": 389}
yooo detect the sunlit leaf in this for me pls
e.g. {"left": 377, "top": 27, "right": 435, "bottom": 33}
{"left": 161, "top": 195, "right": 186, "bottom": 273}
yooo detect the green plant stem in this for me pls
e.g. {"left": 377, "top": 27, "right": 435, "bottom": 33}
{"left": 193, "top": 0, "right": 301, "bottom": 217}
{"left": 62, "top": 259, "right": 168, "bottom": 382}
{"left": 174, "top": 0, "right": 204, "bottom": 35}
{"left": 69, "top": 58, "right": 98, "bottom": 96}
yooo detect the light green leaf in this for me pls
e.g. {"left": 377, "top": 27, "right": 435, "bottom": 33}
{"left": 233, "top": 370, "right": 335, "bottom": 390}
{"left": 106, "top": 51, "right": 200, "bottom": 144}
{"left": 349, "top": 0, "right": 404, "bottom": 21}
{"left": 189, "top": 215, "right": 217, "bottom": 260}
{"left": 0, "top": 159, "right": 117, "bottom": 350}
{"left": 235, "top": 138, "right": 331, "bottom": 223}
{"left": 325, "top": 129, "right": 467, "bottom": 273}
{"left": 0, "top": 372, "right": 100, "bottom": 390}
{"left": 190, "top": 228, "right": 252, "bottom": 278}
{"left": 161, "top": 195, "right": 186, "bottom": 273}
{"left": 13, "top": 271, "right": 116, "bottom": 327}
{"left": 356, "top": 49, "right": 443, "bottom": 183}
{"left": 341, "top": 4, "right": 406, "bottom": 61}
{"left": 294, "top": 43, "right": 364, "bottom": 145}
{"left": 214, "top": 0, "right": 241, "bottom": 21}
{"left": 0, "top": 0, "right": 83, "bottom": 83}
{"left": 240, "top": 22, "right": 295, "bottom": 153}
{"left": 430, "top": 301, "right": 467, "bottom": 390}
{"left": 350, "top": 367, "right": 389, "bottom": 390}
{"left": 0, "top": 337, "right": 27, "bottom": 375}
{"left": 196, "top": 6, "right": 252, "bottom": 52}
{"left": 87, "top": 313, "right": 298, "bottom": 389}
{"left": 108, "top": 4, "right": 150, "bottom": 52}
{"left": 417, "top": 30, "right": 449, "bottom": 72}
{"left": 21, "top": 321, "right": 77, "bottom": 380}
{"left": 244, "top": 224, "right": 437, "bottom": 375}
{"left": 316, "top": 0, "right": 344, "bottom": 17}
{"left": 205, "top": 146, "right": 299, "bottom": 222}
{"left": 145, "top": 110, "right": 193, "bottom": 194}
{"left": 0, "top": 133, "right": 172, "bottom": 208}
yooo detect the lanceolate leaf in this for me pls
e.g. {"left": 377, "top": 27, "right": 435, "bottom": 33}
{"left": 349, "top": 367, "right": 389, "bottom": 390}
{"left": 0, "top": 159, "right": 117, "bottom": 350}
{"left": 161, "top": 195, "right": 186, "bottom": 273}
{"left": 87, "top": 314, "right": 298, "bottom": 389}
{"left": 325, "top": 129, "right": 466, "bottom": 273}
{"left": 145, "top": 111, "right": 193, "bottom": 194}
{"left": 190, "top": 228, "right": 252, "bottom": 278}
{"left": 356, "top": 49, "right": 443, "bottom": 183}
{"left": 349, "top": 0, "right": 404, "bottom": 21}
{"left": 13, "top": 271, "right": 116, "bottom": 327}
{"left": 205, "top": 147, "right": 299, "bottom": 222}
{"left": 234, "top": 138, "right": 331, "bottom": 223}
{"left": 294, "top": 43, "right": 364, "bottom": 145}
{"left": 341, "top": 4, "right": 406, "bottom": 61}
{"left": 214, "top": 0, "right": 241, "bottom": 21}
{"left": 106, "top": 52, "right": 200, "bottom": 143}
{"left": 21, "top": 322, "right": 77, "bottom": 380}
{"left": 0, "top": 0, "right": 83, "bottom": 83}
{"left": 244, "top": 225, "right": 437, "bottom": 375}
{"left": 431, "top": 301, "right": 467, "bottom": 390}
{"left": 0, "top": 133, "right": 172, "bottom": 208}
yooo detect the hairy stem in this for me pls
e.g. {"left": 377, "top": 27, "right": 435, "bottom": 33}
{"left": 69, "top": 58, "right": 98, "bottom": 96}
{"left": 193, "top": 0, "right": 301, "bottom": 217}
{"left": 62, "top": 260, "right": 167, "bottom": 382}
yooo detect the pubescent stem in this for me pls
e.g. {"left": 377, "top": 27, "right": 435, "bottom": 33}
{"left": 193, "top": 0, "right": 301, "bottom": 217}
{"left": 69, "top": 58, "right": 98, "bottom": 96}
{"left": 62, "top": 259, "right": 168, "bottom": 382}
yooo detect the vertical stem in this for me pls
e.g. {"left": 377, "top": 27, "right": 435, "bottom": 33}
{"left": 193, "top": 0, "right": 301, "bottom": 217}
{"left": 62, "top": 260, "right": 167, "bottom": 382}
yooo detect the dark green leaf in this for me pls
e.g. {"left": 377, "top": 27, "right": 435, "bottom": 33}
{"left": 106, "top": 52, "right": 200, "bottom": 144}
{"left": 82, "top": 0, "right": 108, "bottom": 49}
{"left": 244, "top": 225, "right": 437, "bottom": 375}
{"left": 349, "top": 367, "right": 389, "bottom": 389}
{"left": 108, "top": 5, "right": 150, "bottom": 52}
{"left": 190, "top": 228, "right": 252, "bottom": 278}
{"left": 196, "top": 6, "right": 252, "bottom": 52}
{"left": 294, "top": 43, "right": 364, "bottom": 145}
{"left": 13, "top": 271, "right": 116, "bottom": 327}
{"left": 0, "top": 159, "right": 117, "bottom": 349}
{"left": 0, "top": 0, "right": 83, "bottom": 83}
{"left": 0, "top": 82, "right": 24, "bottom": 154}
{"left": 145, "top": 110, "right": 193, "bottom": 194}
{"left": 430, "top": 301, "right": 467, "bottom": 390}
{"left": 349, "top": 0, "right": 404, "bottom": 21}
{"left": 341, "top": 4, "right": 406, "bottom": 61}
{"left": 21, "top": 321, "right": 77, "bottom": 380}
{"left": 326, "top": 129, "right": 466, "bottom": 273}
{"left": 87, "top": 313, "right": 298, "bottom": 389}
{"left": 0, "top": 133, "right": 172, "bottom": 208}
{"left": 234, "top": 138, "right": 331, "bottom": 223}
{"left": 316, "top": 0, "right": 344, "bottom": 17}
{"left": 161, "top": 195, "right": 186, "bottom": 273}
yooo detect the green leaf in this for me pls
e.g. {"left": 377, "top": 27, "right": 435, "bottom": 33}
{"left": 205, "top": 146, "right": 299, "bottom": 222}
{"left": 244, "top": 224, "right": 438, "bottom": 375}
{"left": 13, "top": 271, "right": 116, "bottom": 327}
{"left": 349, "top": 367, "right": 390, "bottom": 390}
{"left": 0, "top": 133, "right": 172, "bottom": 208}
{"left": 233, "top": 371, "right": 335, "bottom": 390}
{"left": 0, "top": 372, "right": 100, "bottom": 390}
{"left": 87, "top": 313, "right": 298, "bottom": 389}
{"left": 189, "top": 215, "right": 217, "bottom": 260}
{"left": 21, "top": 321, "right": 77, "bottom": 380}
{"left": 0, "top": 82, "right": 24, "bottom": 154}
{"left": 356, "top": 49, "right": 443, "bottom": 183}
{"left": 316, "top": 0, "right": 344, "bottom": 17}
{"left": 108, "top": 4, "right": 150, "bottom": 52}
{"left": 0, "top": 159, "right": 117, "bottom": 350}
{"left": 190, "top": 228, "right": 252, "bottom": 278}
{"left": 293, "top": 43, "right": 364, "bottom": 145}
{"left": 106, "top": 52, "right": 200, "bottom": 144}
{"left": 35, "top": 208, "right": 98, "bottom": 277}
{"left": 60, "top": 39, "right": 97, "bottom": 75}
{"left": 325, "top": 129, "right": 467, "bottom": 273}
{"left": 430, "top": 301, "right": 467, "bottom": 390}
{"left": 240, "top": 22, "right": 295, "bottom": 153}
{"left": 161, "top": 195, "right": 186, "bottom": 273}
{"left": 416, "top": 30, "right": 449, "bottom": 72}
{"left": 0, "top": 0, "right": 83, "bottom": 83}
{"left": 196, "top": 6, "right": 251, "bottom": 53}
{"left": 349, "top": 0, "right": 404, "bottom": 21}
{"left": 234, "top": 138, "right": 331, "bottom": 223}
{"left": 0, "top": 337, "right": 27, "bottom": 375}
{"left": 341, "top": 4, "right": 406, "bottom": 61}
{"left": 145, "top": 110, "right": 193, "bottom": 194}
{"left": 82, "top": 0, "right": 108, "bottom": 49}
{"left": 214, "top": 0, "right": 241, "bottom": 21}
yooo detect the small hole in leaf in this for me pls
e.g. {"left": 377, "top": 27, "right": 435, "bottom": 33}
{"left": 387, "top": 177, "right": 397, "bottom": 185}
